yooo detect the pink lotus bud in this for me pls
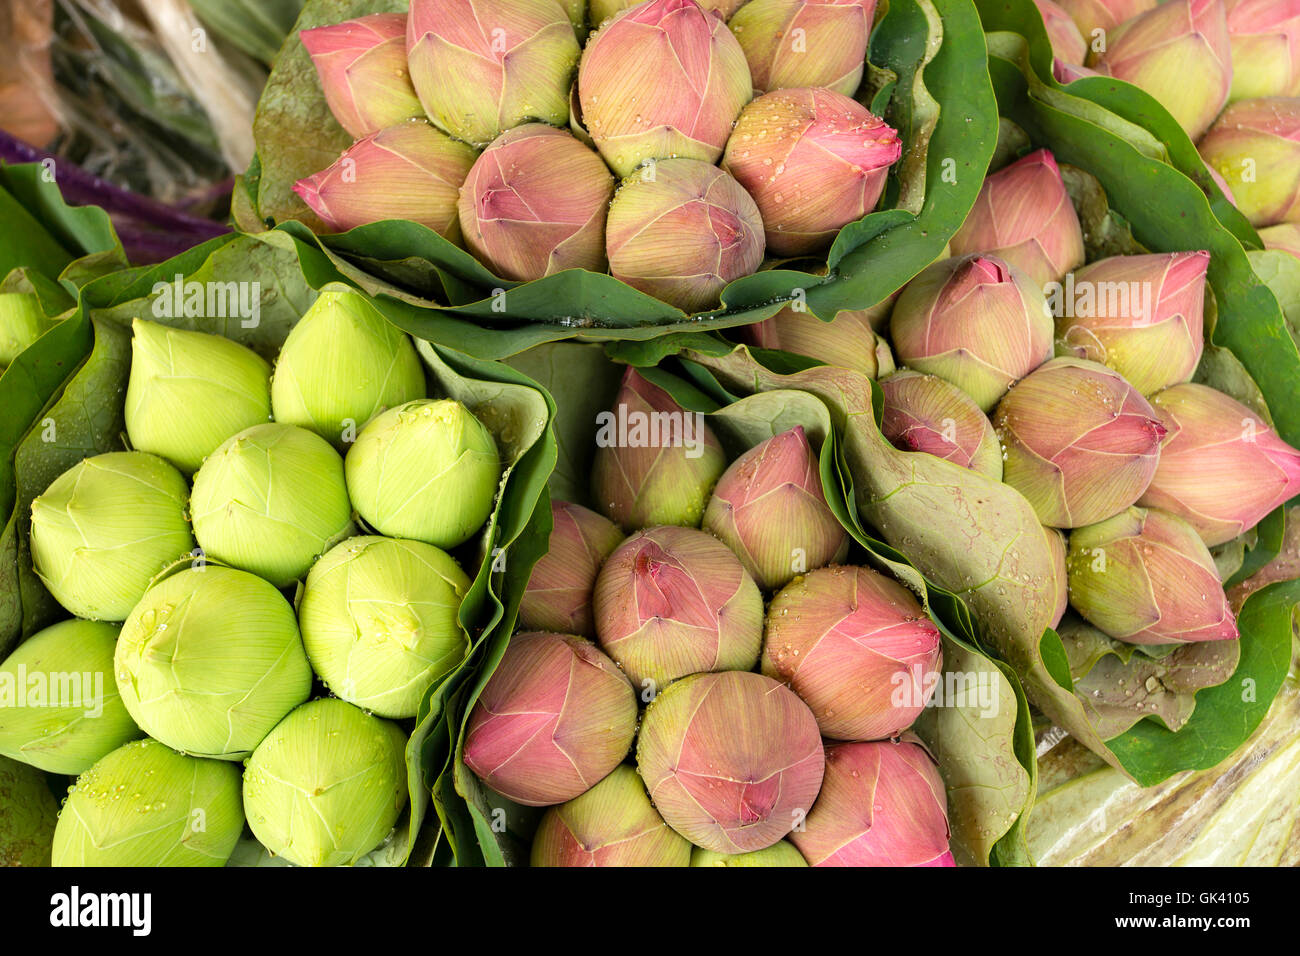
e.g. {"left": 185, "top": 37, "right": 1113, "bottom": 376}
{"left": 519, "top": 500, "right": 625, "bottom": 637}
{"left": 728, "top": 0, "right": 878, "bottom": 96}
{"left": 406, "top": 0, "right": 579, "bottom": 147}
{"left": 1093, "top": 0, "right": 1232, "bottom": 141}
{"left": 458, "top": 124, "right": 615, "bottom": 281}
{"left": 637, "top": 670, "right": 825, "bottom": 854}
{"left": 1051, "top": 251, "right": 1209, "bottom": 395}
{"left": 1053, "top": 59, "right": 1102, "bottom": 82}
{"left": 1036, "top": 0, "right": 1088, "bottom": 65}
{"left": 1225, "top": 0, "right": 1300, "bottom": 101}
{"left": 1138, "top": 383, "right": 1300, "bottom": 545}
{"left": 1045, "top": 526, "right": 1068, "bottom": 629}
{"left": 948, "top": 149, "right": 1086, "bottom": 288}
{"left": 579, "top": 0, "right": 752, "bottom": 177}
{"left": 993, "top": 357, "right": 1166, "bottom": 528}
{"left": 293, "top": 120, "right": 477, "bottom": 238}
{"left": 590, "top": 367, "right": 727, "bottom": 529}
{"left": 1067, "top": 506, "right": 1239, "bottom": 644}
{"left": 590, "top": 0, "right": 748, "bottom": 26}
{"left": 592, "top": 526, "right": 764, "bottom": 688}
{"left": 530, "top": 765, "right": 691, "bottom": 866}
{"left": 1198, "top": 97, "right": 1300, "bottom": 228}
{"left": 1055, "top": 0, "right": 1156, "bottom": 45}
{"left": 702, "top": 427, "right": 850, "bottom": 590}
{"left": 1259, "top": 221, "right": 1300, "bottom": 259}
{"left": 464, "top": 631, "right": 637, "bottom": 806}
{"left": 762, "top": 565, "right": 942, "bottom": 740}
{"left": 790, "top": 736, "right": 953, "bottom": 866}
{"left": 890, "top": 254, "right": 1056, "bottom": 411}
{"left": 879, "top": 369, "right": 1004, "bottom": 479}
{"left": 722, "top": 89, "right": 900, "bottom": 257}
{"left": 300, "top": 14, "right": 425, "bottom": 139}
{"left": 606, "top": 159, "right": 765, "bottom": 312}
{"left": 742, "top": 305, "right": 896, "bottom": 378}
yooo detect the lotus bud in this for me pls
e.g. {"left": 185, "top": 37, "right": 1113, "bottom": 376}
{"left": 29, "top": 451, "right": 195, "bottom": 621}
{"left": 948, "top": 149, "right": 1086, "bottom": 288}
{"left": 1198, "top": 97, "right": 1300, "bottom": 227}
{"left": 879, "top": 370, "right": 1004, "bottom": 479}
{"left": 723, "top": 89, "right": 900, "bottom": 257}
{"left": 53, "top": 740, "right": 243, "bottom": 867}
{"left": 1067, "top": 506, "right": 1239, "bottom": 644}
{"left": 458, "top": 124, "right": 615, "bottom": 281}
{"left": 191, "top": 424, "right": 354, "bottom": 588}
{"left": 606, "top": 159, "right": 764, "bottom": 312}
{"left": 579, "top": 0, "right": 752, "bottom": 177}
{"left": 702, "top": 427, "right": 849, "bottom": 590}
{"left": 271, "top": 290, "right": 426, "bottom": 450}
{"left": 591, "top": 0, "right": 747, "bottom": 27}
{"left": 1225, "top": 0, "right": 1300, "bottom": 101}
{"left": 637, "top": 671, "right": 825, "bottom": 854}
{"left": 1055, "top": 0, "right": 1156, "bottom": 44}
{"left": 593, "top": 526, "right": 763, "bottom": 688}
{"left": 519, "top": 500, "right": 625, "bottom": 636}
{"left": 0, "top": 292, "right": 50, "bottom": 367}
{"left": 890, "top": 255, "right": 1055, "bottom": 411}
{"left": 560, "top": 0, "right": 588, "bottom": 39}
{"left": 0, "top": 756, "right": 57, "bottom": 866}
{"left": 1045, "top": 526, "right": 1068, "bottom": 629}
{"left": 591, "top": 367, "right": 727, "bottom": 529}
{"left": 243, "top": 699, "right": 407, "bottom": 867}
{"left": 992, "top": 357, "right": 1166, "bottom": 528}
{"left": 125, "top": 319, "right": 271, "bottom": 475}
{"left": 691, "top": 841, "right": 809, "bottom": 866}
{"left": 1092, "top": 0, "right": 1232, "bottom": 141}
{"left": 728, "top": 0, "right": 877, "bottom": 96}
{"left": 790, "top": 737, "right": 954, "bottom": 866}
{"left": 464, "top": 631, "right": 637, "bottom": 806}
{"left": 1204, "top": 157, "right": 1238, "bottom": 204}
{"left": 300, "top": 13, "right": 425, "bottom": 139}
{"left": 1053, "top": 59, "right": 1101, "bottom": 82}
{"left": 530, "top": 765, "right": 692, "bottom": 866}
{"left": 406, "top": 0, "right": 578, "bottom": 147}
{"left": 0, "top": 620, "right": 140, "bottom": 775}
{"left": 743, "top": 305, "right": 896, "bottom": 378}
{"left": 1259, "top": 222, "right": 1300, "bottom": 259}
{"left": 1036, "top": 0, "right": 1088, "bottom": 65}
{"left": 1052, "top": 251, "right": 1208, "bottom": 396}
{"left": 345, "top": 398, "right": 501, "bottom": 548}
{"left": 115, "top": 566, "right": 312, "bottom": 759}
{"left": 294, "top": 120, "right": 478, "bottom": 239}
{"left": 762, "top": 565, "right": 942, "bottom": 740}
{"left": 299, "top": 536, "right": 470, "bottom": 718}
{"left": 1138, "top": 383, "right": 1300, "bottom": 545}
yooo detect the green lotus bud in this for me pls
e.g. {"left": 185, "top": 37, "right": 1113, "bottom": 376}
{"left": 270, "top": 290, "right": 426, "bottom": 449}
{"left": 993, "top": 357, "right": 1166, "bottom": 528}
{"left": 530, "top": 765, "right": 691, "bottom": 867}
{"left": 1225, "top": 0, "right": 1300, "bottom": 102}
{"left": 0, "top": 292, "right": 50, "bottom": 366}
{"left": 1198, "top": 97, "right": 1300, "bottom": 228}
{"left": 702, "top": 427, "right": 850, "bottom": 591}
{"left": 593, "top": 526, "right": 764, "bottom": 689}
{"left": 591, "top": 367, "right": 727, "bottom": 530}
{"left": 879, "top": 370, "right": 1003, "bottom": 479}
{"left": 30, "top": 451, "right": 195, "bottom": 622}
{"left": 606, "top": 159, "right": 765, "bottom": 313}
{"left": 300, "top": 536, "right": 470, "bottom": 718}
{"left": 191, "top": 424, "right": 354, "bottom": 587}
{"left": 742, "top": 305, "right": 896, "bottom": 378}
{"left": 519, "top": 500, "right": 625, "bottom": 637}
{"left": 1066, "top": 506, "right": 1239, "bottom": 645}
{"left": 637, "top": 671, "right": 825, "bottom": 854}
{"left": 729, "top": 0, "right": 878, "bottom": 96}
{"left": 115, "top": 567, "right": 312, "bottom": 759}
{"left": 0, "top": 620, "right": 140, "bottom": 775}
{"left": 762, "top": 565, "right": 943, "bottom": 740}
{"left": 890, "top": 255, "right": 1055, "bottom": 411}
{"left": 125, "top": 319, "right": 272, "bottom": 474}
{"left": 464, "top": 631, "right": 637, "bottom": 806}
{"left": 691, "top": 840, "right": 809, "bottom": 866}
{"left": 53, "top": 739, "right": 244, "bottom": 867}
{"left": 243, "top": 698, "right": 408, "bottom": 867}
{"left": 345, "top": 399, "right": 501, "bottom": 548}
{"left": 0, "top": 755, "right": 57, "bottom": 866}
{"left": 1045, "top": 526, "right": 1068, "bottom": 629}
